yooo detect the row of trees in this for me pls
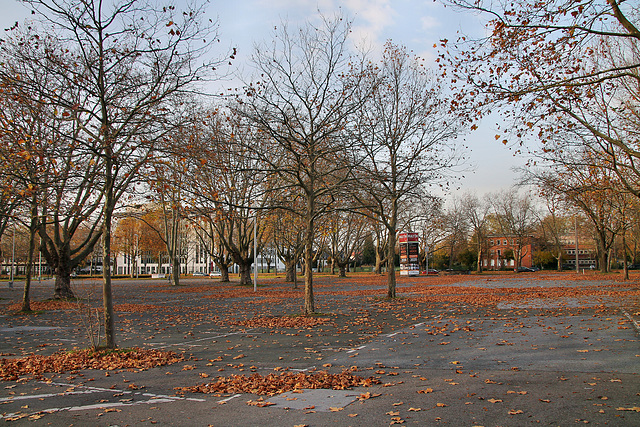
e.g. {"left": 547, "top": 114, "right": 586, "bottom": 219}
{"left": 434, "top": 187, "right": 640, "bottom": 274}
{"left": 442, "top": 0, "right": 640, "bottom": 270}
{"left": 8, "top": 181, "right": 640, "bottom": 285}
{"left": 3, "top": 0, "right": 637, "bottom": 349}
{"left": 0, "top": 2, "right": 464, "bottom": 348}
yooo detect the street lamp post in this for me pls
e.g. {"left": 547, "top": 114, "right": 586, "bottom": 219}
{"left": 135, "top": 234, "right": 139, "bottom": 279}
{"left": 9, "top": 223, "right": 15, "bottom": 288}
{"left": 575, "top": 216, "right": 579, "bottom": 273}
{"left": 253, "top": 210, "right": 258, "bottom": 292}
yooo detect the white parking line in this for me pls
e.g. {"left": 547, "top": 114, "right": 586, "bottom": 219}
{"left": 0, "top": 381, "right": 206, "bottom": 420}
{"left": 151, "top": 330, "right": 256, "bottom": 348}
{"left": 0, "top": 389, "right": 104, "bottom": 402}
{"left": 347, "top": 345, "right": 366, "bottom": 353}
{"left": 621, "top": 309, "right": 640, "bottom": 334}
{"left": 217, "top": 393, "right": 241, "bottom": 403}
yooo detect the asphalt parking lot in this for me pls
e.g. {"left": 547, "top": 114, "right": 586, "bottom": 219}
{"left": 0, "top": 272, "right": 639, "bottom": 426}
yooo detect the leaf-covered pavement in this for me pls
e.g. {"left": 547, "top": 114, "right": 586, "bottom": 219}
{"left": 0, "top": 271, "right": 638, "bottom": 425}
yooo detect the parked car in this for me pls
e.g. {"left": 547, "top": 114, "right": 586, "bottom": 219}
{"left": 517, "top": 266, "right": 536, "bottom": 272}
{"left": 209, "top": 272, "right": 222, "bottom": 277}
{"left": 627, "top": 264, "right": 640, "bottom": 270}
{"left": 192, "top": 272, "right": 206, "bottom": 276}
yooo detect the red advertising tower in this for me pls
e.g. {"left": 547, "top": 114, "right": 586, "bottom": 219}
{"left": 399, "top": 232, "right": 420, "bottom": 276}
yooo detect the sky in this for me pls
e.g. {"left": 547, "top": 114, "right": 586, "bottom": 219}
{"left": 0, "top": 0, "right": 529, "bottom": 198}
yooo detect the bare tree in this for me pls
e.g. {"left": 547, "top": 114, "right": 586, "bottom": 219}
{"left": 441, "top": 198, "right": 469, "bottom": 270}
{"left": 237, "top": 14, "right": 372, "bottom": 314}
{"left": 528, "top": 158, "right": 624, "bottom": 272}
{"left": 268, "top": 206, "right": 306, "bottom": 286}
{"left": 190, "top": 111, "right": 268, "bottom": 286}
{"left": 409, "top": 197, "right": 445, "bottom": 272}
{"left": 461, "top": 192, "right": 491, "bottom": 272}
{"left": 0, "top": 35, "right": 106, "bottom": 300}
{"left": 4, "top": 0, "right": 228, "bottom": 348}
{"left": 536, "top": 190, "right": 573, "bottom": 271}
{"left": 490, "top": 189, "right": 537, "bottom": 272}
{"left": 444, "top": 0, "right": 640, "bottom": 209}
{"left": 327, "top": 210, "right": 367, "bottom": 277}
{"left": 353, "top": 42, "right": 465, "bottom": 297}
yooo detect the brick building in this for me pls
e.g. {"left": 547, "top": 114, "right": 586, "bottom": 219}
{"left": 483, "top": 235, "right": 535, "bottom": 270}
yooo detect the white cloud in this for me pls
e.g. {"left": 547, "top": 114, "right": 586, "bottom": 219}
{"left": 420, "top": 15, "right": 440, "bottom": 31}
{"left": 344, "top": 0, "right": 395, "bottom": 44}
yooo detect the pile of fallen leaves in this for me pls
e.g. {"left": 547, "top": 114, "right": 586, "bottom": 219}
{"left": 0, "top": 348, "right": 184, "bottom": 381}
{"left": 176, "top": 370, "right": 381, "bottom": 396}
{"left": 228, "top": 316, "right": 333, "bottom": 329}
{"left": 4, "top": 300, "right": 78, "bottom": 312}
{"left": 114, "top": 303, "right": 162, "bottom": 313}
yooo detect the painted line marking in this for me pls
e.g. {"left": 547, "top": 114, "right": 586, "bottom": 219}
{"left": 45, "top": 382, "right": 205, "bottom": 402}
{"left": 290, "top": 366, "right": 315, "bottom": 372}
{"left": 0, "top": 389, "right": 105, "bottom": 402}
{"left": 217, "top": 394, "right": 241, "bottom": 404}
{"left": 0, "top": 381, "right": 208, "bottom": 420}
{"left": 621, "top": 309, "right": 640, "bottom": 334}
{"left": 151, "top": 330, "right": 255, "bottom": 348}
{"left": 347, "top": 345, "right": 366, "bottom": 354}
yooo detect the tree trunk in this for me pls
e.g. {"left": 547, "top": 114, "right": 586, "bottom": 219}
{"left": 21, "top": 197, "right": 38, "bottom": 312}
{"left": 557, "top": 252, "right": 562, "bottom": 271}
{"left": 285, "top": 259, "right": 297, "bottom": 284}
{"left": 102, "top": 149, "right": 117, "bottom": 349}
{"left": 387, "top": 229, "right": 396, "bottom": 298}
{"left": 171, "top": 256, "right": 180, "bottom": 286}
{"left": 595, "top": 235, "right": 608, "bottom": 273}
{"left": 623, "top": 232, "right": 629, "bottom": 280}
{"left": 53, "top": 256, "right": 75, "bottom": 299}
{"left": 102, "top": 220, "right": 116, "bottom": 349}
{"left": 239, "top": 261, "right": 252, "bottom": 286}
{"left": 338, "top": 263, "right": 347, "bottom": 277}
{"left": 303, "top": 208, "right": 315, "bottom": 315}
{"left": 476, "top": 246, "right": 482, "bottom": 273}
{"left": 374, "top": 246, "right": 385, "bottom": 274}
{"left": 598, "top": 249, "right": 608, "bottom": 273}
{"left": 219, "top": 264, "right": 230, "bottom": 282}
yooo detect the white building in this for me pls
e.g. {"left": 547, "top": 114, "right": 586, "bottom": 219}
{"left": 114, "top": 243, "right": 284, "bottom": 276}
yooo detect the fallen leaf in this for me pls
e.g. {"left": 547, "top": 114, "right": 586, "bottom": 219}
{"left": 616, "top": 407, "right": 640, "bottom": 412}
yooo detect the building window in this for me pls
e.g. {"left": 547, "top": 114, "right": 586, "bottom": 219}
{"left": 490, "top": 240, "right": 494, "bottom": 245}
{"left": 497, "top": 249, "right": 502, "bottom": 256}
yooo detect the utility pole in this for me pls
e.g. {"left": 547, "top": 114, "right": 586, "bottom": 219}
{"left": 9, "top": 223, "right": 15, "bottom": 288}
{"left": 575, "top": 216, "right": 579, "bottom": 273}
{"left": 135, "top": 234, "right": 139, "bottom": 279}
{"left": 253, "top": 210, "right": 258, "bottom": 292}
